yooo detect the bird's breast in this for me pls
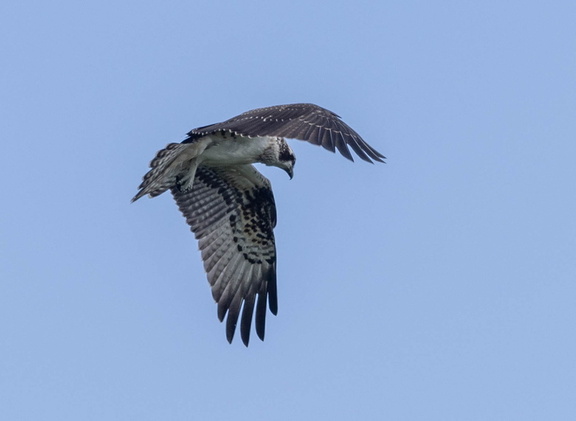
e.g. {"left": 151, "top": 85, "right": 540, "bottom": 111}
{"left": 200, "top": 135, "right": 273, "bottom": 166}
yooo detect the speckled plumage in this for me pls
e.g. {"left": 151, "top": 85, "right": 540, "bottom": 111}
{"left": 132, "top": 103, "right": 385, "bottom": 346}
{"left": 172, "top": 165, "right": 277, "bottom": 345}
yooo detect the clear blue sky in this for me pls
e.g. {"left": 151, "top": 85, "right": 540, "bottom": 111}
{"left": 2, "top": 1, "right": 575, "bottom": 419}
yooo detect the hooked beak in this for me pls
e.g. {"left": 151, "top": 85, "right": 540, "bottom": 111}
{"left": 285, "top": 167, "right": 294, "bottom": 180}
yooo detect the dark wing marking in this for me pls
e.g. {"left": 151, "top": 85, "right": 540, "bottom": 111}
{"left": 171, "top": 165, "right": 278, "bottom": 346}
{"left": 186, "top": 103, "right": 386, "bottom": 164}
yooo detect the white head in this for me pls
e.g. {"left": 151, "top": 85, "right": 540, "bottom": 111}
{"left": 260, "top": 138, "right": 296, "bottom": 179}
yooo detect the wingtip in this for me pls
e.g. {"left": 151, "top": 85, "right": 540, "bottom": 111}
{"left": 364, "top": 154, "right": 386, "bottom": 164}
{"left": 256, "top": 325, "right": 265, "bottom": 342}
{"left": 225, "top": 327, "right": 251, "bottom": 347}
{"left": 226, "top": 329, "right": 235, "bottom": 344}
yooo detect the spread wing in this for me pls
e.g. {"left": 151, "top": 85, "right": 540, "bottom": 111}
{"left": 186, "top": 103, "right": 386, "bottom": 163}
{"left": 171, "top": 164, "right": 278, "bottom": 346}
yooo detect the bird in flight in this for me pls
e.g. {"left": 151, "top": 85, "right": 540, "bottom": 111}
{"left": 132, "top": 103, "right": 385, "bottom": 346}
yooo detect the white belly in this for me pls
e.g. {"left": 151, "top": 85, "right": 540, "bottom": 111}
{"left": 200, "top": 135, "right": 273, "bottom": 166}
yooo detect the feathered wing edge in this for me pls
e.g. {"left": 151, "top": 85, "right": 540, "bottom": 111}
{"left": 186, "top": 103, "right": 386, "bottom": 164}
{"left": 170, "top": 165, "right": 278, "bottom": 346}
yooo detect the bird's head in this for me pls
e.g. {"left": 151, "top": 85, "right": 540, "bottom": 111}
{"left": 276, "top": 139, "right": 295, "bottom": 179}
{"left": 261, "top": 138, "right": 296, "bottom": 179}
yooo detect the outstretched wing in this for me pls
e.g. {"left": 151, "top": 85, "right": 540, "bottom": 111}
{"left": 186, "top": 103, "right": 386, "bottom": 164}
{"left": 171, "top": 164, "right": 278, "bottom": 346}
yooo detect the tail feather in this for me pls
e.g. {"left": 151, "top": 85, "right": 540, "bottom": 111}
{"left": 132, "top": 142, "right": 195, "bottom": 202}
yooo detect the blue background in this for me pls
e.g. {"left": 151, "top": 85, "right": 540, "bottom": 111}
{"left": 2, "top": 1, "right": 575, "bottom": 419}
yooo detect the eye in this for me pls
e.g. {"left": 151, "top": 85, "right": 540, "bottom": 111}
{"left": 278, "top": 148, "right": 294, "bottom": 162}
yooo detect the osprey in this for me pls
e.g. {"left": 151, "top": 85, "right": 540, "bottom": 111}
{"left": 132, "top": 103, "right": 385, "bottom": 346}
